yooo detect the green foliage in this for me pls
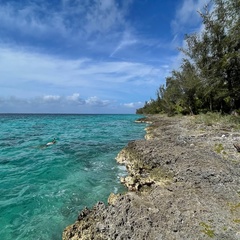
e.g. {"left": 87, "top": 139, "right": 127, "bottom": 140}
{"left": 214, "top": 143, "right": 225, "bottom": 154}
{"left": 136, "top": 0, "right": 240, "bottom": 115}
{"left": 136, "top": 99, "right": 163, "bottom": 114}
{"left": 233, "top": 219, "right": 240, "bottom": 224}
{"left": 199, "top": 222, "right": 215, "bottom": 238}
{"left": 191, "top": 112, "right": 240, "bottom": 129}
{"left": 228, "top": 202, "right": 240, "bottom": 214}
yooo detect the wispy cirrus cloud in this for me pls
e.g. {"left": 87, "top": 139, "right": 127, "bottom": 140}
{"left": 0, "top": 0, "right": 132, "bottom": 49}
{"left": 84, "top": 0, "right": 127, "bottom": 35}
{"left": 167, "top": 0, "right": 210, "bottom": 72}
{"left": 0, "top": 2, "right": 66, "bottom": 39}
{"left": 172, "top": 0, "right": 208, "bottom": 32}
{"left": 0, "top": 45, "right": 163, "bottom": 89}
{"left": 110, "top": 31, "right": 138, "bottom": 57}
{"left": 171, "top": 0, "right": 208, "bottom": 48}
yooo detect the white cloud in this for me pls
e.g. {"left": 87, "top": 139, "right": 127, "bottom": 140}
{"left": 110, "top": 31, "right": 138, "bottom": 57}
{"left": 42, "top": 95, "right": 61, "bottom": 103}
{"left": 0, "top": 46, "right": 163, "bottom": 92}
{"left": 67, "top": 93, "right": 80, "bottom": 101}
{"left": 0, "top": 1, "right": 184, "bottom": 113}
{"left": 0, "top": 2, "right": 67, "bottom": 40}
{"left": 0, "top": 94, "right": 117, "bottom": 113}
{"left": 85, "top": 0, "right": 126, "bottom": 35}
{"left": 170, "top": 0, "right": 208, "bottom": 48}
{"left": 86, "top": 96, "right": 111, "bottom": 107}
{"left": 167, "top": 0, "right": 211, "bottom": 71}
{"left": 172, "top": 0, "right": 207, "bottom": 31}
{"left": 0, "top": 44, "right": 169, "bottom": 113}
{"left": 0, "top": 0, "right": 132, "bottom": 44}
{"left": 123, "top": 102, "right": 143, "bottom": 108}
{"left": 66, "top": 93, "right": 86, "bottom": 105}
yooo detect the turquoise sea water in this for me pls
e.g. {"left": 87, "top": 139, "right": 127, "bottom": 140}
{"left": 0, "top": 114, "right": 146, "bottom": 240}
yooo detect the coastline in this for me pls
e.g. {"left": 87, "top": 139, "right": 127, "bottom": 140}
{"left": 62, "top": 114, "right": 240, "bottom": 240}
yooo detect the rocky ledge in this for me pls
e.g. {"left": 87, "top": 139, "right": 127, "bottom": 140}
{"left": 62, "top": 115, "right": 240, "bottom": 240}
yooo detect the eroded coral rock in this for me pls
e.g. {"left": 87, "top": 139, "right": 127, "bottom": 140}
{"left": 63, "top": 115, "right": 240, "bottom": 240}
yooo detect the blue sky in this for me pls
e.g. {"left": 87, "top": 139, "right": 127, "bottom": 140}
{"left": 0, "top": 0, "right": 207, "bottom": 114}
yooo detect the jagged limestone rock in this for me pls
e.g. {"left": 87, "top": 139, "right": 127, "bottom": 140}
{"left": 63, "top": 115, "right": 240, "bottom": 240}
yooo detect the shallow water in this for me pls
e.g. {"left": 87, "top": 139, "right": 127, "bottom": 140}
{"left": 0, "top": 114, "right": 146, "bottom": 240}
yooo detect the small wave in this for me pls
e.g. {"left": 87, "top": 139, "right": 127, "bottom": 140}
{"left": 0, "top": 185, "right": 30, "bottom": 208}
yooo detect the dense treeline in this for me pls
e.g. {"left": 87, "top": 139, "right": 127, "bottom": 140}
{"left": 136, "top": 0, "right": 240, "bottom": 115}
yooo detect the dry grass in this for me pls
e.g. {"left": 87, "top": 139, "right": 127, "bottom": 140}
{"left": 191, "top": 112, "right": 240, "bottom": 130}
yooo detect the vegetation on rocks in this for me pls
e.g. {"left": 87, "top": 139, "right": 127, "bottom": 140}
{"left": 137, "top": 0, "right": 240, "bottom": 115}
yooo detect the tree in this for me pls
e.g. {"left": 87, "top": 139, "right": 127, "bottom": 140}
{"left": 181, "top": 0, "right": 240, "bottom": 112}
{"left": 136, "top": 0, "right": 240, "bottom": 115}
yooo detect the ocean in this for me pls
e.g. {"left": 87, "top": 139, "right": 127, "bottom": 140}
{"left": 0, "top": 114, "right": 146, "bottom": 240}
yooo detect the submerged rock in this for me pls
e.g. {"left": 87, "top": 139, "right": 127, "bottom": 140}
{"left": 63, "top": 115, "right": 240, "bottom": 240}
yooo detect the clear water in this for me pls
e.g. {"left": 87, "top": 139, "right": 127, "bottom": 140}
{"left": 0, "top": 114, "right": 146, "bottom": 240}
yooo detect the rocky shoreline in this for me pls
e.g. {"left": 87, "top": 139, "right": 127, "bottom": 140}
{"left": 62, "top": 115, "right": 240, "bottom": 240}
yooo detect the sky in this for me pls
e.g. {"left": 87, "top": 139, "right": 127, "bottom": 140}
{"left": 0, "top": 0, "right": 207, "bottom": 114}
